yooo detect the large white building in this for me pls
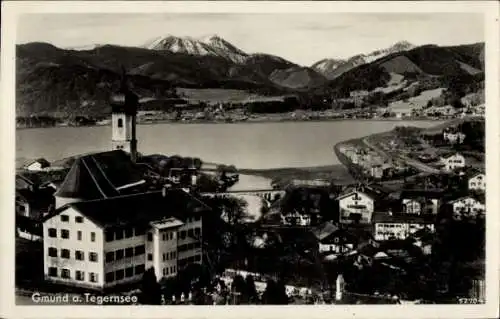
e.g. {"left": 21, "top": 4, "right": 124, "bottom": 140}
{"left": 449, "top": 196, "right": 485, "bottom": 220}
{"left": 337, "top": 187, "right": 379, "bottom": 224}
{"left": 373, "top": 213, "right": 435, "bottom": 241}
{"left": 43, "top": 189, "right": 208, "bottom": 290}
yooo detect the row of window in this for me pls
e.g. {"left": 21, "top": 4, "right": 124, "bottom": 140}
{"left": 105, "top": 264, "right": 145, "bottom": 283}
{"left": 105, "top": 245, "right": 145, "bottom": 262}
{"left": 48, "top": 267, "right": 98, "bottom": 283}
{"left": 48, "top": 228, "right": 96, "bottom": 242}
{"left": 178, "top": 228, "right": 201, "bottom": 240}
{"left": 105, "top": 228, "right": 146, "bottom": 242}
{"left": 162, "top": 266, "right": 177, "bottom": 277}
{"left": 48, "top": 248, "right": 98, "bottom": 262}
{"left": 60, "top": 215, "right": 84, "bottom": 224}
{"left": 178, "top": 242, "right": 201, "bottom": 252}
{"left": 185, "top": 216, "right": 202, "bottom": 224}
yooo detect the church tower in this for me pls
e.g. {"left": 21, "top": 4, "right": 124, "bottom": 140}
{"left": 110, "top": 67, "right": 139, "bottom": 162}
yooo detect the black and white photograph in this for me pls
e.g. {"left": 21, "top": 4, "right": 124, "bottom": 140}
{"left": 1, "top": 1, "right": 499, "bottom": 318}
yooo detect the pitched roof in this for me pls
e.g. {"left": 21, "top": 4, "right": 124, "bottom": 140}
{"left": 312, "top": 221, "right": 339, "bottom": 241}
{"left": 27, "top": 158, "right": 51, "bottom": 168}
{"left": 372, "top": 212, "right": 436, "bottom": 224}
{"left": 337, "top": 185, "right": 386, "bottom": 201}
{"left": 46, "top": 189, "right": 211, "bottom": 228}
{"left": 448, "top": 194, "right": 486, "bottom": 205}
{"left": 54, "top": 150, "right": 145, "bottom": 200}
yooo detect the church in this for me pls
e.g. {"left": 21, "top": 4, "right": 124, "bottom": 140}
{"left": 41, "top": 72, "right": 208, "bottom": 290}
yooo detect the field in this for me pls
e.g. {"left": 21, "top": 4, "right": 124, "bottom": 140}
{"left": 387, "top": 88, "right": 445, "bottom": 114}
{"left": 176, "top": 88, "right": 284, "bottom": 104}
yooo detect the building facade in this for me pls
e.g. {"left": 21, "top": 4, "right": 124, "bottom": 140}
{"left": 373, "top": 214, "right": 436, "bottom": 241}
{"left": 468, "top": 173, "right": 486, "bottom": 192}
{"left": 337, "top": 190, "right": 375, "bottom": 224}
{"left": 449, "top": 196, "right": 486, "bottom": 220}
{"left": 440, "top": 153, "right": 466, "bottom": 172}
{"left": 42, "top": 190, "right": 208, "bottom": 290}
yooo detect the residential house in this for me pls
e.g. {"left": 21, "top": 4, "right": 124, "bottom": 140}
{"left": 370, "top": 164, "right": 384, "bottom": 180}
{"left": 442, "top": 128, "right": 466, "bottom": 145}
{"left": 25, "top": 158, "right": 51, "bottom": 171}
{"left": 372, "top": 212, "right": 436, "bottom": 241}
{"left": 16, "top": 188, "right": 55, "bottom": 220}
{"left": 468, "top": 172, "right": 486, "bottom": 192}
{"left": 312, "top": 222, "right": 357, "bottom": 255}
{"left": 42, "top": 188, "right": 208, "bottom": 290}
{"left": 440, "top": 153, "right": 466, "bottom": 172}
{"left": 337, "top": 186, "right": 381, "bottom": 224}
{"left": 449, "top": 195, "right": 486, "bottom": 220}
{"left": 400, "top": 190, "right": 443, "bottom": 215}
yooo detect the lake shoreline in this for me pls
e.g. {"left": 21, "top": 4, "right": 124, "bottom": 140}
{"left": 15, "top": 116, "right": 447, "bottom": 131}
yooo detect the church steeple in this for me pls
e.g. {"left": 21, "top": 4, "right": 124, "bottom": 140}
{"left": 110, "top": 67, "right": 138, "bottom": 162}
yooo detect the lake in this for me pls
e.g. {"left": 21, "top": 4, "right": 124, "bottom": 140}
{"left": 16, "top": 120, "right": 441, "bottom": 170}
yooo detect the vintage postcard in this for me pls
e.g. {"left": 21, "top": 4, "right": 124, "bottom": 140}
{"left": 1, "top": 1, "right": 499, "bottom": 318}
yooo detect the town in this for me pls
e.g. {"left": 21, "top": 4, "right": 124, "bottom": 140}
{"left": 14, "top": 70, "right": 485, "bottom": 306}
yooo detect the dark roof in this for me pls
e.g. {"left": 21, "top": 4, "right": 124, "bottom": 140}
{"left": 54, "top": 150, "right": 145, "bottom": 200}
{"left": 16, "top": 188, "right": 54, "bottom": 208}
{"left": 372, "top": 212, "right": 436, "bottom": 224}
{"left": 337, "top": 185, "right": 386, "bottom": 201}
{"left": 312, "top": 222, "right": 339, "bottom": 241}
{"left": 46, "top": 189, "right": 211, "bottom": 228}
{"left": 400, "top": 189, "right": 445, "bottom": 200}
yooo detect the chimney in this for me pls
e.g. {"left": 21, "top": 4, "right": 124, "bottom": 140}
{"left": 336, "top": 274, "right": 345, "bottom": 301}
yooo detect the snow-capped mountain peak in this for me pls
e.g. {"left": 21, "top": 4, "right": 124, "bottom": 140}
{"left": 312, "top": 41, "right": 416, "bottom": 79}
{"left": 143, "top": 34, "right": 247, "bottom": 63}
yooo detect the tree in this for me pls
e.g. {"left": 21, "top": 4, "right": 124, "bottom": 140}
{"left": 262, "top": 279, "right": 277, "bottom": 304}
{"left": 193, "top": 158, "right": 203, "bottom": 170}
{"left": 245, "top": 275, "right": 258, "bottom": 303}
{"left": 140, "top": 267, "right": 162, "bottom": 305}
{"left": 231, "top": 274, "right": 247, "bottom": 304}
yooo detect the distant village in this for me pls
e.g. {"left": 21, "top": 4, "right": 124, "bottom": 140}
{"left": 15, "top": 75, "right": 485, "bottom": 305}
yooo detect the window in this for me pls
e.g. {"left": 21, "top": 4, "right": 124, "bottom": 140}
{"left": 147, "top": 253, "right": 153, "bottom": 261}
{"left": 115, "top": 230, "right": 123, "bottom": 241}
{"left": 170, "top": 232, "right": 174, "bottom": 240}
{"left": 125, "top": 228, "right": 133, "bottom": 238}
{"left": 61, "top": 268, "right": 70, "bottom": 279}
{"left": 89, "top": 252, "right": 98, "bottom": 262}
{"left": 125, "top": 247, "right": 134, "bottom": 258}
{"left": 61, "top": 215, "right": 69, "bottom": 222}
{"left": 135, "top": 264, "right": 145, "bottom": 275}
{"left": 117, "top": 118, "right": 123, "bottom": 128}
{"left": 135, "top": 245, "right": 145, "bottom": 256}
{"left": 106, "top": 252, "right": 114, "bottom": 262}
{"left": 194, "top": 228, "right": 201, "bottom": 236}
{"left": 77, "top": 231, "right": 82, "bottom": 241}
{"left": 195, "top": 255, "right": 201, "bottom": 262}
{"left": 125, "top": 267, "right": 134, "bottom": 278}
{"left": 115, "top": 269, "right": 124, "bottom": 281}
{"left": 75, "top": 250, "right": 84, "bottom": 261}
{"left": 89, "top": 273, "right": 98, "bottom": 283}
{"left": 162, "top": 232, "right": 167, "bottom": 241}
{"left": 61, "top": 229, "right": 70, "bottom": 239}
{"left": 188, "top": 229, "right": 194, "bottom": 237}
{"left": 105, "top": 230, "right": 114, "bottom": 242}
{"left": 76, "top": 270, "right": 85, "bottom": 281}
{"left": 75, "top": 216, "right": 84, "bottom": 223}
{"left": 48, "top": 267, "right": 58, "bottom": 277}
{"left": 48, "top": 228, "right": 57, "bottom": 238}
{"left": 135, "top": 227, "right": 145, "bottom": 236}
{"left": 90, "top": 232, "right": 96, "bottom": 242}
{"left": 48, "top": 247, "right": 57, "bottom": 257}
{"left": 115, "top": 250, "right": 124, "bottom": 260}
{"left": 195, "top": 216, "right": 201, "bottom": 222}
{"left": 162, "top": 253, "right": 166, "bottom": 261}
{"left": 105, "top": 272, "right": 114, "bottom": 283}
{"left": 179, "top": 231, "right": 187, "bottom": 240}
{"left": 163, "top": 268, "right": 169, "bottom": 276}
{"left": 147, "top": 233, "right": 153, "bottom": 241}
{"left": 61, "top": 249, "right": 70, "bottom": 259}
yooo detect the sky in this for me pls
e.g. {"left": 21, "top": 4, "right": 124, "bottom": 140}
{"left": 17, "top": 13, "right": 484, "bottom": 66}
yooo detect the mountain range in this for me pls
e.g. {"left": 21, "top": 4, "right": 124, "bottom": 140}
{"left": 16, "top": 35, "right": 485, "bottom": 116}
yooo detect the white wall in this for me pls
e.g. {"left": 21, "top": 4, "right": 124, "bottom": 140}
{"left": 374, "top": 223, "right": 435, "bottom": 241}
{"left": 469, "top": 174, "right": 486, "bottom": 191}
{"left": 339, "top": 192, "right": 374, "bottom": 224}
{"left": 43, "top": 207, "right": 104, "bottom": 288}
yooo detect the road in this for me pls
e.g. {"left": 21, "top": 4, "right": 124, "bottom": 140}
{"left": 361, "top": 137, "right": 441, "bottom": 174}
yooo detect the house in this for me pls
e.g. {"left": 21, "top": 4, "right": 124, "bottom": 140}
{"left": 312, "top": 222, "right": 357, "bottom": 255}
{"left": 440, "top": 153, "right": 466, "bottom": 172}
{"left": 16, "top": 188, "right": 55, "bottom": 220}
{"left": 449, "top": 195, "right": 486, "bottom": 220}
{"left": 399, "top": 190, "right": 442, "bottom": 215}
{"left": 337, "top": 187, "right": 379, "bottom": 224}
{"left": 25, "top": 158, "right": 51, "bottom": 171}
{"left": 468, "top": 172, "right": 486, "bottom": 192}
{"left": 442, "top": 128, "right": 466, "bottom": 144}
{"left": 370, "top": 165, "right": 384, "bottom": 179}
{"left": 372, "top": 213, "right": 436, "bottom": 241}
{"left": 42, "top": 188, "right": 208, "bottom": 290}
